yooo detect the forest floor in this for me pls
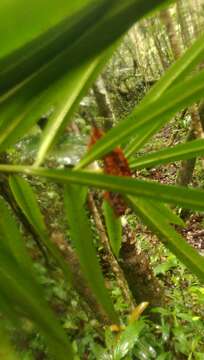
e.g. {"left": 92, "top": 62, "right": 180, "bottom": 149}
{"left": 135, "top": 120, "right": 204, "bottom": 255}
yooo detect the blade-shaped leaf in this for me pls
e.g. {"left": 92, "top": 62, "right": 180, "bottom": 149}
{"left": 148, "top": 201, "right": 185, "bottom": 227}
{"left": 34, "top": 47, "right": 114, "bottom": 166}
{"left": 127, "top": 196, "right": 204, "bottom": 282}
{"left": 113, "top": 320, "right": 145, "bottom": 360}
{"left": 130, "top": 139, "right": 204, "bottom": 169}
{"left": 1, "top": 165, "right": 204, "bottom": 212}
{"left": 0, "top": 252, "right": 74, "bottom": 360}
{"left": 124, "top": 120, "right": 164, "bottom": 158}
{"left": 0, "top": 0, "right": 104, "bottom": 93}
{"left": 102, "top": 199, "right": 122, "bottom": 258}
{"left": 0, "top": 325, "right": 20, "bottom": 360}
{"left": 125, "top": 30, "right": 204, "bottom": 157}
{"left": 64, "top": 184, "right": 118, "bottom": 323}
{"left": 135, "top": 30, "right": 204, "bottom": 107}
{"left": 0, "top": 197, "right": 73, "bottom": 359}
{"left": 0, "top": 0, "right": 171, "bottom": 96}
{"left": 9, "top": 175, "right": 72, "bottom": 283}
{"left": 76, "top": 68, "right": 204, "bottom": 168}
{"left": 0, "top": 51, "right": 109, "bottom": 154}
{"left": 0, "top": 0, "right": 172, "bottom": 154}
{"left": 0, "top": 196, "right": 33, "bottom": 269}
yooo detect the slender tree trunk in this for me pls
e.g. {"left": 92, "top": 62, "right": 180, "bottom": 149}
{"left": 188, "top": 0, "right": 202, "bottom": 37}
{"left": 92, "top": 76, "right": 115, "bottom": 131}
{"left": 199, "top": 101, "right": 204, "bottom": 131}
{"left": 176, "top": 129, "right": 196, "bottom": 187}
{"left": 119, "top": 223, "right": 164, "bottom": 308}
{"left": 149, "top": 18, "right": 169, "bottom": 72}
{"left": 88, "top": 192, "right": 164, "bottom": 309}
{"left": 160, "top": 8, "right": 184, "bottom": 59}
{"left": 177, "top": 0, "right": 192, "bottom": 46}
{"left": 130, "top": 25, "right": 149, "bottom": 82}
{"left": 88, "top": 193, "right": 135, "bottom": 310}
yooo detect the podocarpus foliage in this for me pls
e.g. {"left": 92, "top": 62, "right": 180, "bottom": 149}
{"left": 0, "top": 1, "right": 204, "bottom": 358}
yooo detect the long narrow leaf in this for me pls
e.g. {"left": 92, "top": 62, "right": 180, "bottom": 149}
{"left": 9, "top": 175, "right": 72, "bottom": 283}
{"left": 64, "top": 185, "right": 118, "bottom": 323}
{"left": 34, "top": 47, "right": 114, "bottom": 166}
{"left": 0, "top": 196, "right": 33, "bottom": 269}
{"left": 0, "top": 0, "right": 171, "bottom": 97}
{"left": 77, "top": 68, "right": 204, "bottom": 168}
{"left": 124, "top": 118, "right": 173, "bottom": 159}
{"left": 128, "top": 196, "right": 204, "bottom": 282}
{"left": 0, "top": 0, "right": 104, "bottom": 94}
{"left": 0, "top": 252, "right": 73, "bottom": 360}
{"left": 1, "top": 165, "right": 204, "bottom": 212}
{"left": 125, "top": 30, "right": 204, "bottom": 157}
{"left": 130, "top": 139, "right": 204, "bottom": 169}
{"left": 102, "top": 199, "right": 122, "bottom": 258}
{"left": 0, "top": 0, "right": 172, "bottom": 154}
{"left": 113, "top": 320, "right": 145, "bottom": 360}
{"left": 148, "top": 201, "right": 185, "bottom": 227}
{"left": 136, "top": 31, "right": 204, "bottom": 107}
{"left": 0, "top": 197, "right": 73, "bottom": 359}
{"left": 0, "top": 325, "right": 20, "bottom": 360}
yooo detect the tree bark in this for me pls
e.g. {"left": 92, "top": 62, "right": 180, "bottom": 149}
{"left": 87, "top": 193, "right": 135, "bottom": 311}
{"left": 92, "top": 76, "right": 115, "bottom": 131}
{"left": 119, "top": 223, "right": 164, "bottom": 309}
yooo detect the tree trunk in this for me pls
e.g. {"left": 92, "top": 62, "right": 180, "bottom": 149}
{"left": 149, "top": 17, "right": 170, "bottom": 72}
{"left": 88, "top": 193, "right": 164, "bottom": 310}
{"left": 87, "top": 193, "right": 135, "bottom": 310}
{"left": 160, "top": 8, "right": 184, "bottom": 60}
{"left": 92, "top": 76, "right": 115, "bottom": 131}
{"left": 119, "top": 223, "right": 164, "bottom": 309}
{"left": 177, "top": 0, "right": 192, "bottom": 46}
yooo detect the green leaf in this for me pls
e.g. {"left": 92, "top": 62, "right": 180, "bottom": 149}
{"left": 127, "top": 196, "right": 204, "bottom": 282}
{"left": 113, "top": 320, "right": 145, "bottom": 360}
{"left": 0, "top": 0, "right": 107, "bottom": 95}
{"left": 137, "top": 31, "right": 204, "bottom": 107}
{"left": 130, "top": 139, "right": 204, "bottom": 169}
{"left": 3, "top": 166, "right": 204, "bottom": 212}
{"left": 0, "top": 252, "right": 74, "bottom": 360}
{"left": 0, "top": 0, "right": 170, "bottom": 154}
{"left": 77, "top": 68, "right": 204, "bottom": 168}
{"left": 102, "top": 199, "right": 122, "bottom": 258}
{"left": 148, "top": 201, "right": 185, "bottom": 227}
{"left": 125, "top": 30, "right": 204, "bottom": 157}
{"left": 124, "top": 120, "right": 165, "bottom": 158}
{"left": 0, "top": 196, "right": 33, "bottom": 269}
{"left": 0, "top": 50, "right": 110, "bottom": 154}
{"left": 0, "top": 0, "right": 172, "bottom": 95}
{"left": 0, "top": 197, "right": 73, "bottom": 359}
{"left": 154, "top": 255, "right": 178, "bottom": 276}
{"left": 64, "top": 184, "right": 118, "bottom": 323}
{"left": 0, "top": 1, "right": 92, "bottom": 69}
{"left": 34, "top": 47, "right": 114, "bottom": 166}
{"left": 0, "top": 292, "right": 20, "bottom": 326}
{"left": 9, "top": 175, "right": 73, "bottom": 283}
{"left": 0, "top": 325, "right": 20, "bottom": 360}
{"left": 0, "top": 2, "right": 110, "bottom": 152}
